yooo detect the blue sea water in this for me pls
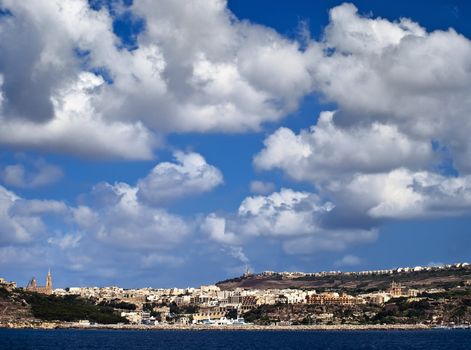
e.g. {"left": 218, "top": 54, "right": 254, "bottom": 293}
{"left": 0, "top": 329, "right": 470, "bottom": 350}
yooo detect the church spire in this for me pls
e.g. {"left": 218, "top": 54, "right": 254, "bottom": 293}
{"left": 46, "top": 268, "right": 53, "bottom": 295}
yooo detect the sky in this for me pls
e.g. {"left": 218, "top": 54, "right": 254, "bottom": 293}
{"left": 0, "top": 0, "right": 471, "bottom": 289}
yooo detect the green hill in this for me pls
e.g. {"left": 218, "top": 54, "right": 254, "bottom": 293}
{"left": 0, "top": 287, "right": 127, "bottom": 324}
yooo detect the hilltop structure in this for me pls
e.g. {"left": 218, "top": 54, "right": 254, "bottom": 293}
{"left": 389, "top": 281, "right": 403, "bottom": 297}
{"left": 26, "top": 269, "right": 53, "bottom": 295}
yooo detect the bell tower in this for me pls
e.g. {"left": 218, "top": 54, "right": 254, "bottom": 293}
{"left": 46, "top": 268, "right": 53, "bottom": 295}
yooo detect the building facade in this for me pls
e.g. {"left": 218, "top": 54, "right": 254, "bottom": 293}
{"left": 26, "top": 269, "right": 53, "bottom": 295}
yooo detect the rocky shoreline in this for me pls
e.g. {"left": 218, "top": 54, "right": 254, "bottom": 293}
{"left": 0, "top": 321, "right": 436, "bottom": 331}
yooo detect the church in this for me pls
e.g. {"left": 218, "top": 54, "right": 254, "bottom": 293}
{"left": 26, "top": 269, "right": 53, "bottom": 295}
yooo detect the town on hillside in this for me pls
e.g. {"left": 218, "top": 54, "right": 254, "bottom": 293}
{"left": 1, "top": 263, "right": 471, "bottom": 329}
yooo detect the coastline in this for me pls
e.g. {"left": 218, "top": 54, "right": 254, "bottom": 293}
{"left": 0, "top": 322, "right": 438, "bottom": 331}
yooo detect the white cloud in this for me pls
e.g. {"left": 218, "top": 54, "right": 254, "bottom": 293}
{"left": 250, "top": 180, "right": 275, "bottom": 195}
{"left": 308, "top": 3, "right": 471, "bottom": 174}
{"left": 85, "top": 182, "right": 191, "bottom": 250}
{"left": 0, "top": 151, "right": 225, "bottom": 273}
{"left": 0, "top": 0, "right": 315, "bottom": 158}
{"left": 10, "top": 199, "right": 68, "bottom": 216}
{"left": 201, "top": 214, "right": 239, "bottom": 245}
{"left": 0, "top": 72, "right": 157, "bottom": 160}
{"left": 48, "top": 233, "right": 82, "bottom": 250}
{"left": 0, "top": 186, "right": 64, "bottom": 245}
{"left": 237, "top": 189, "right": 334, "bottom": 237}
{"left": 253, "top": 3, "right": 471, "bottom": 229}
{"left": 1, "top": 159, "right": 63, "bottom": 188}
{"left": 323, "top": 3, "right": 426, "bottom": 55}
{"left": 0, "top": 0, "right": 156, "bottom": 159}
{"left": 3, "top": 1, "right": 471, "bottom": 281}
{"left": 128, "top": 0, "right": 313, "bottom": 132}
{"left": 254, "top": 111, "right": 433, "bottom": 182}
{"left": 71, "top": 206, "right": 99, "bottom": 229}
{"left": 137, "top": 151, "right": 223, "bottom": 204}
{"left": 69, "top": 152, "right": 222, "bottom": 252}
{"left": 340, "top": 169, "right": 471, "bottom": 219}
{"left": 202, "top": 188, "right": 374, "bottom": 255}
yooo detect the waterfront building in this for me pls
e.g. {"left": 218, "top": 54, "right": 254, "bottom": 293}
{"left": 192, "top": 306, "right": 227, "bottom": 322}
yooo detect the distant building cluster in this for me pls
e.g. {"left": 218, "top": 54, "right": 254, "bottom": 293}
{"left": 1, "top": 262, "right": 468, "bottom": 326}
{"left": 50, "top": 279, "right": 444, "bottom": 325}
{"left": 261, "top": 262, "right": 470, "bottom": 279}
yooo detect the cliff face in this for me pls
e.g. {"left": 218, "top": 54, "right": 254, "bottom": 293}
{"left": 216, "top": 266, "right": 471, "bottom": 291}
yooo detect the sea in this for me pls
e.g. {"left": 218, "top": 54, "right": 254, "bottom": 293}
{"left": 0, "top": 329, "right": 470, "bottom": 350}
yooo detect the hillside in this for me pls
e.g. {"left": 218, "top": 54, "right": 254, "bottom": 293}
{"left": 0, "top": 287, "right": 34, "bottom": 323}
{"left": 0, "top": 287, "right": 127, "bottom": 325}
{"left": 216, "top": 265, "right": 471, "bottom": 292}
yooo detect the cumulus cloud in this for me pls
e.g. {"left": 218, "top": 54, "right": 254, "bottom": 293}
{"left": 0, "top": 72, "right": 157, "bottom": 159}
{"left": 71, "top": 206, "right": 99, "bottom": 230}
{"left": 5, "top": 0, "right": 467, "bottom": 175}
{"left": 137, "top": 151, "right": 223, "bottom": 204}
{"left": 70, "top": 152, "right": 222, "bottom": 251}
{"left": 255, "top": 114, "right": 471, "bottom": 228}
{"left": 307, "top": 3, "right": 471, "bottom": 174}
{"left": 254, "top": 111, "right": 433, "bottom": 182}
{"left": 0, "top": 151, "right": 225, "bottom": 279}
{"left": 338, "top": 169, "right": 471, "bottom": 219}
{"left": 236, "top": 189, "right": 334, "bottom": 237}
{"left": 202, "top": 188, "right": 374, "bottom": 255}
{"left": 0, "top": 0, "right": 314, "bottom": 158}
{"left": 1, "top": 158, "right": 63, "bottom": 188}
{"left": 0, "top": 186, "right": 65, "bottom": 246}
{"left": 77, "top": 182, "right": 191, "bottom": 250}
{"left": 3, "top": 1, "right": 471, "bottom": 282}
{"left": 254, "top": 3, "right": 471, "bottom": 232}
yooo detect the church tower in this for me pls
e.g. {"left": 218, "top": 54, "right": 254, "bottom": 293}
{"left": 45, "top": 269, "right": 53, "bottom": 295}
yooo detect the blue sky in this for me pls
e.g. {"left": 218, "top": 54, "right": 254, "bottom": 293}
{"left": 0, "top": 0, "right": 471, "bottom": 288}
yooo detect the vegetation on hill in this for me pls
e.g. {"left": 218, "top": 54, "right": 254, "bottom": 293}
{"left": 0, "top": 287, "right": 127, "bottom": 324}
{"left": 21, "top": 292, "right": 128, "bottom": 324}
{"left": 0, "top": 287, "right": 33, "bottom": 322}
{"left": 98, "top": 299, "right": 136, "bottom": 311}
